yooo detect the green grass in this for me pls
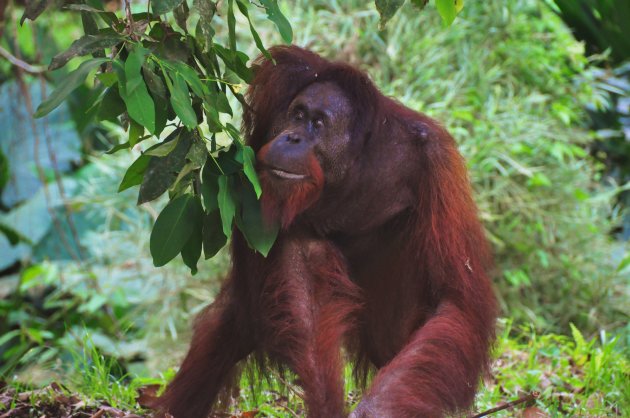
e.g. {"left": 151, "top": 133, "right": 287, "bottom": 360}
{"left": 477, "top": 321, "right": 629, "bottom": 417}
{"left": 6, "top": 325, "right": 624, "bottom": 417}
{"left": 0, "top": 338, "right": 150, "bottom": 414}
{"left": 67, "top": 336, "right": 148, "bottom": 409}
{"left": 252, "top": 325, "right": 627, "bottom": 417}
{"left": 194, "top": 324, "right": 628, "bottom": 417}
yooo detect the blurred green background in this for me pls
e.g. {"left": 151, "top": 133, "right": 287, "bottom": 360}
{"left": 0, "top": 0, "right": 628, "bottom": 416}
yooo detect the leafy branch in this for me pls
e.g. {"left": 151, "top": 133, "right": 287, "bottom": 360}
{"left": 30, "top": 0, "right": 289, "bottom": 273}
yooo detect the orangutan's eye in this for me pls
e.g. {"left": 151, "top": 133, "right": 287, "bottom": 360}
{"left": 313, "top": 118, "right": 325, "bottom": 130}
{"left": 294, "top": 109, "right": 305, "bottom": 121}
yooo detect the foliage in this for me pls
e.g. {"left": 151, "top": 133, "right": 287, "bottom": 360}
{"left": 547, "top": 0, "right": 630, "bottom": 239}
{"left": 0, "top": 340, "right": 156, "bottom": 416}
{"left": 375, "top": 0, "right": 464, "bottom": 27}
{"left": 0, "top": 261, "right": 137, "bottom": 378}
{"left": 0, "top": 144, "right": 230, "bottom": 378}
{"left": 28, "top": 0, "right": 291, "bottom": 273}
{"left": 587, "top": 62, "right": 630, "bottom": 238}
{"left": 546, "top": 0, "right": 630, "bottom": 65}
{"left": 479, "top": 321, "right": 629, "bottom": 416}
{"left": 68, "top": 336, "right": 156, "bottom": 409}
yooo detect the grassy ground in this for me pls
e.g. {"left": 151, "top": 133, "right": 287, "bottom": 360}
{"left": 1, "top": 323, "right": 627, "bottom": 417}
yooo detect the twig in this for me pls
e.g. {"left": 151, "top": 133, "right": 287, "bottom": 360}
{"left": 470, "top": 391, "right": 540, "bottom": 418}
{"left": 124, "top": 0, "right": 137, "bottom": 41}
{"left": 0, "top": 45, "right": 46, "bottom": 73}
{"left": 37, "top": 74, "right": 87, "bottom": 261}
{"left": 269, "top": 369, "right": 304, "bottom": 400}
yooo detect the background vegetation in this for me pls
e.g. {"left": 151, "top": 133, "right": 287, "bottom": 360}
{"left": 0, "top": 0, "right": 628, "bottom": 416}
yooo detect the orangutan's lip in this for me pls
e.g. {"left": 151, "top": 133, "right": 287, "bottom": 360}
{"left": 269, "top": 168, "right": 307, "bottom": 180}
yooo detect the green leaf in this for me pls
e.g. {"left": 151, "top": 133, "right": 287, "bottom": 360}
{"left": 180, "top": 196, "right": 204, "bottom": 274}
{"left": 20, "top": 265, "right": 51, "bottom": 290}
{"left": 129, "top": 120, "right": 145, "bottom": 147}
{"left": 97, "top": 86, "right": 125, "bottom": 121}
{"left": 0, "top": 330, "right": 20, "bottom": 347}
{"left": 64, "top": 4, "right": 106, "bottom": 12}
{"left": 143, "top": 64, "right": 167, "bottom": 98}
{"left": 201, "top": 163, "right": 219, "bottom": 212}
{"left": 123, "top": 47, "right": 156, "bottom": 133}
{"left": 49, "top": 34, "right": 122, "bottom": 70}
{"left": 118, "top": 154, "right": 150, "bottom": 192}
{"left": 617, "top": 255, "right": 630, "bottom": 272}
{"left": 0, "top": 148, "right": 9, "bottom": 190}
{"left": 80, "top": 294, "right": 108, "bottom": 313}
{"left": 202, "top": 210, "right": 227, "bottom": 259}
{"left": 145, "top": 132, "right": 182, "bottom": 157}
{"left": 569, "top": 323, "right": 586, "bottom": 351}
{"left": 410, "top": 0, "right": 429, "bottom": 9}
{"left": 225, "top": 122, "right": 242, "bottom": 142}
{"left": 216, "top": 91, "right": 232, "bottom": 115}
{"left": 193, "top": 0, "right": 216, "bottom": 50}
{"left": 171, "top": 161, "right": 196, "bottom": 190}
{"left": 187, "top": 138, "right": 208, "bottom": 168}
{"left": 106, "top": 141, "right": 130, "bottom": 155}
{"left": 34, "top": 58, "right": 109, "bottom": 118}
{"left": 142, "top": 65, "right": 168, "bottom": 135}
{"left": 164, "top": 68, "right": 198, "bottom": 129}
{"left": 237, "top": 181, "right": 278, "bottom": 256}
{"left": 241, "top": 145, "right": 261, "bottom": 198}
{"left": 435, "top": 0, "right": 463, "bottom": 26}
{"left": 0, "top": 222, "right": 31, "bottom": 246}
{"left": 258, "top": 0, "right": 293, "bottom": 44}
{"left": 152, "top": 0, "right": 184, "bottom": 15}
{"left": 168, "top": 60, "right": 206, "bottom": 98}
{"left": 227, "top": 0, "right": 237, "bottom": 52}
{"left": 218, "top": 175, "right": 236, "bottom": 238}
{"left": 375, "top": 0, "right": 404, "bottom": 28}
{"left": 205, "top": 106, "right": 222, "bottom": 133}
{"left": 96, "top": 72, "right": 118, "bottom": 87}
{"left": 138, "top": 129, "right": 192, "bottom": 204}
{"left": 235, "top": 0, "right": 271, "bottom": 59}
{"left": 20, "top": 0, "right": 49, "bottom": 23}
{"left": 527, "top": 172, "right": 552, "bottom": 188}
{"left": 213, "top": 44, "right": 253, "bottom": 83}
{"left": 205, "top": 144, "right": 243, "bottom": 176}
{"left": 81, "top": 8, "right": 100, "bottom": 38}
{"left": 150, "top": 194, "right": 198, "bottom": 267}
{"left": 72, "top": 4, "right": 119, "bottom": 25}
{"left": 173, "top": 0, "right": 189, "bottom": 32}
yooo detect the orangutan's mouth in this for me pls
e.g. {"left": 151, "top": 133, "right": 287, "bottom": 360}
{"left": 268, "top": 168, "right": 307, "bottom": 180}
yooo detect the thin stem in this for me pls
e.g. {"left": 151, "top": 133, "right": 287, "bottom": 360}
{"left": 0, "top": 45, "right": 46, "bottom": 73}
{"left": 470, "top": 391, "right": 540, "bottom": 418}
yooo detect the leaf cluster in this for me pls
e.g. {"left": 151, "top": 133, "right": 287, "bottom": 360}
{"left": 376, "top": 0, "right": 464, "bottom": 27}
{"left": 31, "top": 0, "right": 292, "bottom": 273}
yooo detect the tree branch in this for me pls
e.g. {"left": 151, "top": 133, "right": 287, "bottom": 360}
{"left": 470, "top": 391, "right": 540, "bottom": 418}
{"left": 0, "top": 45, "right": 46, "bottom": 73}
